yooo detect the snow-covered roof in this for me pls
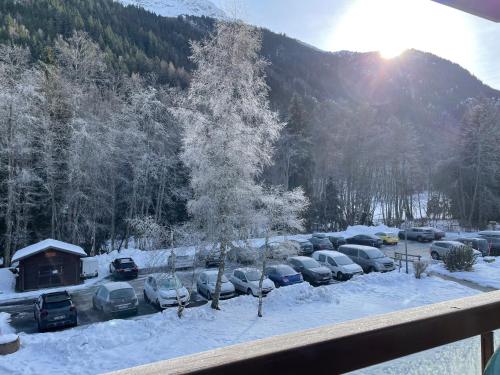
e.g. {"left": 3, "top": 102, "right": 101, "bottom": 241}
{"left": 12, "top": 239, "right": 87, "bottom": 263}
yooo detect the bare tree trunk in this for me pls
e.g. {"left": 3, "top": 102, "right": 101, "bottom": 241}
{"left": 258, "top": 236, "right": 269, "bottom": 318}
{"left": 211, "top": 241, "right": 227, "bottom": 310}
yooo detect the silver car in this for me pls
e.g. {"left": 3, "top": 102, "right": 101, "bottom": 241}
{"left": 229, "top": 268, "right": 275, "bottom": 296}
{"left": 430, "top": 241, "right": 482, "bottom": 260}
{"left": 143, "top": 274, "right": 190, "bottom": 309}
{"left": 196, "top": 270, "right": 235, "bottom": 300}
{"left": 338, "top": 245, "right": 395, "bottom": 273}
{"left": 92, "top": 282, "right": 138, "bottom": 316}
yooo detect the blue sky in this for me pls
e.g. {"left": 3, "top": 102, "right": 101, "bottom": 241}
{"left": 213, "top": 0, "right": 500, "bottom": 89}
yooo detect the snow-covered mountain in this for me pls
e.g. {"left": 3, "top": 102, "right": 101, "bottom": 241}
{"left": 117, "top": 0, "right": 226, "bottom": 18}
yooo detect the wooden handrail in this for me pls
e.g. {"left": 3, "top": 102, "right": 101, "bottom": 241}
{"left": 108, "top": 291, "right": 500, "bottom": 375}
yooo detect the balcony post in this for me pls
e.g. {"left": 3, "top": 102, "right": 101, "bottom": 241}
{"left": 481, "top": 331, "right": 495, "bottom": 372}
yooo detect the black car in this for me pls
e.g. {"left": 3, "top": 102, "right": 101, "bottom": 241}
{"left": 288, "top": 256, "right": 332, "bottom": 285}
{"left": 346, "top": 234, "right": 383, "bottom": 248}
{"left": 34, "top": 291, "right": 77, "bottom": 332}
{"left": 309, "top": 234, "right": 334, "bottom": 251}
{"left": 291, "top": 239, "right": 314, "bottom": 256}
{"left": 327, "top": 235, "right": 347, "bottom": 249}
{"left": 478, "top": 231, "right": 500, "bottom": 255}
{"left": 109, "top": 257, "right": 138, "bottom": 279}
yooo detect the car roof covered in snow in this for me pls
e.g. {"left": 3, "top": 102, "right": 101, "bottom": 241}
{"left": 313, "top": 250, "right": 347, "bottom": 258}
{"left": 102, "top": 282, "right": 134, "bottom": 292}
{"left": 12, "top": 239, "right": 86, "bottom": 263}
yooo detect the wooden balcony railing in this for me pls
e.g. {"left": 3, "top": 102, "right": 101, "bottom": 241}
{"left": 109, "top": 290, "right": 500, "bottom": 375}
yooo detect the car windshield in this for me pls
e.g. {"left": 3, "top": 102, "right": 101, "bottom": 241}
{"left": 276, "top": 266, "right": 296, "bottom": 276}
{"left": 46, "top": 300, "right": 71, "bottom": 309}
{"left": 160, "top": 276, "right": 182, "bottom": 289}
{"left": 118, "top": 261, "right": 135, "bottom": 269}
{"left": 300, "top": 259, "right": 320, "bottom": 268}
{"left": 365, "top": 249, "right": 384, "bottom": 259}
{"left": 244, "top": 270, "right": 261, "bottom": 281}
{"left": 334, "top": 255, "right": 353, "bottom": 266}
{"left": 208, "top": 273, "right": 229, "bottom": 283}
{"left": 109, "top": 288, "right": 135, "bottom": 300}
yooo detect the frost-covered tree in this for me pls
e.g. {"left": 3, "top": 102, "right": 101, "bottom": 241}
{"left": 256, "top": 187, "right": 308, "bottom": 317}
{"left": 179, "top": 21, "right": 283, "bottom": 309}
{"left": 0, "top": 46, "right": 42, "bottom": 266}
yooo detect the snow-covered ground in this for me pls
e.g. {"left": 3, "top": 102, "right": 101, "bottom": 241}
{"left": 430, "top": 257, "right": 500, "bottom": 290}
{"left": 0, "top": 272, "right": 480, "bottom": 374}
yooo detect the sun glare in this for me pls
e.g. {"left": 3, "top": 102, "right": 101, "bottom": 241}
{"left": 328, "top": 0, "right": 475, "bottom": 66}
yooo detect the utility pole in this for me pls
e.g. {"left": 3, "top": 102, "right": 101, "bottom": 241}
{"left": 404, "top": 222, "right": 409, "bottom": 274}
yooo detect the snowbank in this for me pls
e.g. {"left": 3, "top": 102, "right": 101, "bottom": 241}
{"left": 0, "top": 272, "right": 478, "bottom": 374}
{"left": 430, "top": 257, "right": 500, "bottom": 289}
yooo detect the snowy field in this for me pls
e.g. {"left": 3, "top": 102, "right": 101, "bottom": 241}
{"left": 0, "top": 272, "right": 481, "bottom": 374}
{"left": 430, "top": 257, "right": 500, "bottom": 290}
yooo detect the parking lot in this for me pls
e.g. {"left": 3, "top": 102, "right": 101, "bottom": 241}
{"left": 1, "top": 237, "right": 440, "bottom": 335}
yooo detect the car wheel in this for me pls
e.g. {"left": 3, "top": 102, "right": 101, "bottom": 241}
{"left": 417, "top": 236, "right": 423, "bottom": 242}
{"left": 206, "top": 291, "right": 211, "bottom": 300}
{"left": 367, "top": 267, "right": 375, "bottom": 273}
{"left": 92, "top": 299, "right": 97, "bottom": 310}
{"left": 247, "top": 288, "right": 253, "bottom": 296}
{"left": 155, "top": 299, "right": 162, "bottom": 310}
{"left": 337, "top": 272, "right": 344, "bottom": 281}
{"left": 431, "top": 251, "right": 440, "bottom": 260}
{"left": 144, "top": 290, "right": 150, "bottom": 303}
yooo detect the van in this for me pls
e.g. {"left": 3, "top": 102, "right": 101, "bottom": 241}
{"left": 312, "top": 250, "right": 363, "bottom": 280}
{"left": 81, "top": 257, "right": 99, "bottom": 279}
{"left": 338, "top": 245, "right": 395, "bottom": 273}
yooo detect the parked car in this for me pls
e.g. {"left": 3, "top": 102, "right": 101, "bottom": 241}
{"left": 290, "top": 239, "right": 314, "bottom": 256}
{"left": 229, "top": 268, "right": 275, "bottom": 296}
{"left": 261, "top": 241, "right": 300, "bottom": 260}
{"left": 288, "top": 256, "right": 332, "bottom": 285}
{"left": 92, "top": 282, "right": 138, "bottom": 316}
{"left": 374, "top": 232, "right": 399, "bottom": 245}
{"left": 196, "top": 270, "right": 235, "bottom": 300}
{"left": 265, "top": 264, "right": 303, "bottom": 287}
{"left": 327, "top": 235, "right": 347, "bottom": 249}
{"left": 346, "top": 234, "right": 383, "bottom": 248}
{"left": 312, "top": 250, "right": 364, "bottom": 280}
{"left": 429, "top": 227, "right": 446, "bottom": 240}
{"left": 200, "top": 247, "right": 222, "bottom": 268}
{"left": 338, "top": 245, "right": 395, "bottom": 273}
{"left": 227, "top": 246, "right": 258, "bottom": 265}
{"left": 430, "top": 241, "right": 482, "bottom": 260}
{"left": 34, "top": 291, "right": 77, "bottom": 332}
{"left": 398, "top": 227, "right": 435, "bottom": 242}
{"left": 109, "top": 257, "right": 138, "bottom": 279}
{"left": 478, "top": 231, "right": 500, "bottom": 255}
{"left": 143, "top": 274, "right": 190, "bottom": 309}
{"left": 309, "top": 234, "right": 334, "bottom": 251}
{"left": 456, "top": 237, "right": 490, "bottom": 257}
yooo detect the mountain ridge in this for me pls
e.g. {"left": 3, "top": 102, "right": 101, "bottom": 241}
{"left": 116, "top": 0, "right": 226, "bottom": 18}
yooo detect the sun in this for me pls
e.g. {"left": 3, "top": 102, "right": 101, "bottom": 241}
{"left": 327, "top": 0, "right": 475, "bottom": 68}
{"left": 379, "top": 46, "right": 406, "bottom": 59}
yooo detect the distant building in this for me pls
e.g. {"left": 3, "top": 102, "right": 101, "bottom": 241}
{"left": 12, "top": 239, "right": 87, "bottom": 292}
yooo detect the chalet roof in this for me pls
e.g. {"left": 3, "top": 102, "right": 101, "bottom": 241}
{"left": 12, "top": 239, "right": 87, "bottom": 263}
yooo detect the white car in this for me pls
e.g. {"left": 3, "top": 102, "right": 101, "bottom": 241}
{"left": 144, "top": 274, "right": 190, "bottom": 309}
{"left": 312, "top": 250, "right": 364, "bottom": 280}
{"left": 196, "top": 270, "right": 236, "bottom": 300}
{"left": 229, "top": 268, "right": 275, "bottom": 297}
